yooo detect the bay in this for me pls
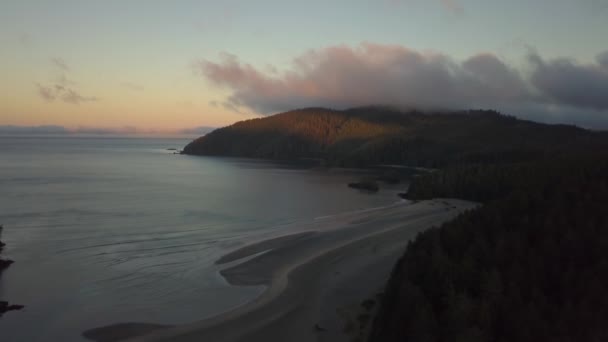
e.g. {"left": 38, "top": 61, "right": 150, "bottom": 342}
{"left": 0, "top": 136, "right": 404, "bottom": 341}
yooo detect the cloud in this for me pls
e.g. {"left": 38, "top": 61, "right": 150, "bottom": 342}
{"left": 36, "top": 83, "right": 58, "bottom": 102}
{"left": 221, "top": 100, "right": 247, "bottom": 114}
{"left": 35, "top": 83, "right": 97, "bottom": 104}
{"left": 196, "top": 43, "right": 608, "bottom": 128}
{"left": 51, "top": 57, "right": 70, "bottom": 71}
{"left": 197, "top": 43, "right": 530, "bottom": 114}
{"left": 528, "top": 51, "right": 608, "bottom": 110}
{"left": 595, "top": 50, "right": 608, "bottom": 69}
{"left": 62, "top": 89, "right": 98, "bottom": 104}
{"left": 36, "top": 58, "right": 98, "bottom": 104}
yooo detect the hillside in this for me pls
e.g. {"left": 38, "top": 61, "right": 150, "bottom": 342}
{"left": 182, "top": 107, "right": 605, "bottom": 168}
{"left": 369, "top": 155, "right": 608, "bottom": 342}
{"left": 183, "top": 106, "right": 608, "bottom": 341}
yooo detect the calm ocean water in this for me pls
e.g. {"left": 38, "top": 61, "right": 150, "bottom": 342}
{"left": 0, "top": 136, "right": 405, "bottom": 341}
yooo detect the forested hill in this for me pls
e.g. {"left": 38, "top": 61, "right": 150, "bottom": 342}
{"left": 182, "top": 107, "right": 606, "bottom": 167}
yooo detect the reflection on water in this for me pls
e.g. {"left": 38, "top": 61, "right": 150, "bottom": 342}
{"left": 0, "top": 136, "right": 405, "bottom": 341}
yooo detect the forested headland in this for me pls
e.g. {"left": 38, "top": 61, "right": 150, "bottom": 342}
{"left": 182, "top": 107, "right": 608, "bottom": 168}
{"left": 183, "top": 107, "right": 608, "bottom": 341}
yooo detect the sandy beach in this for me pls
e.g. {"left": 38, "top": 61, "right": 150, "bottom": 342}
{"left": 83, "top": 199, "right": 476, "bottom": 342}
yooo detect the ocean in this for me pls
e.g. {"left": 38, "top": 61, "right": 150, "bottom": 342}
{"left": 0, "top": 135, "right": 405, "bottom": 341}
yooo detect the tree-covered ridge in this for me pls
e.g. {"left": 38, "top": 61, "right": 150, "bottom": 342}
{"left": 183, "top": 107, "right": 607, "bottom": 167}
{"left": 370, "top": 156, "right": 608, "bottom": 342}
{"left": 183, "top": 106, "right": 608, "bottom": 341}
{"left": 183, "top": 107, "right": 403, "bottom": 161}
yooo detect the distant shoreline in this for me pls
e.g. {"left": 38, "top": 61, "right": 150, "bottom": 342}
{"left": 83, "top": 199, "right": 475, "bottom": 342}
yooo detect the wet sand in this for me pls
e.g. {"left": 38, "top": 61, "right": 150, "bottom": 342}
{"left": 84, "top": 199, "right": 476, "bottom": 342}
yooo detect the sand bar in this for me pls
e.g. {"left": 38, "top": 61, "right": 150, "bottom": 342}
{"left": 84, "top": 199, "right": 476, "bottom": 342}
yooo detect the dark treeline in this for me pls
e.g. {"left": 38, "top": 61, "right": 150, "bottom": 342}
{"left": 405, "top": 155, "right": 607, "bottom": 203}
{"left": 183, "top": 107, "right": 608, "bottom": 168}
{"left": 370, "top": 155, "right": 608, "bottom": 341}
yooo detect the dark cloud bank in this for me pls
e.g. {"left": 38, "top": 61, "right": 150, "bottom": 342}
{"left": 197, "top": 43, "right": 608, "bottom": 129}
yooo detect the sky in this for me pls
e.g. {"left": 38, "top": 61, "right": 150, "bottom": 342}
{"left": 1, "top": 0, "right": 607, "bottom": 133}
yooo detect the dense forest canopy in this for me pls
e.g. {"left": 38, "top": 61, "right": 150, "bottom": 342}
{"left": 360, "top": 111, "right": 608, "bottom": 341}
{"left": 370, "top": 155, "right": 608, "bottom": 342}
{"left": 183, "top": 107, "right": 608, "bottom": 168}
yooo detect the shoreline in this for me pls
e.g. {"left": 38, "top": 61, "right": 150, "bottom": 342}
{"left": 0, "top": 225, "right": 24, "bottom": 317}
{"left": 83, "top": 199, "right": 476, "bottom": 342}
